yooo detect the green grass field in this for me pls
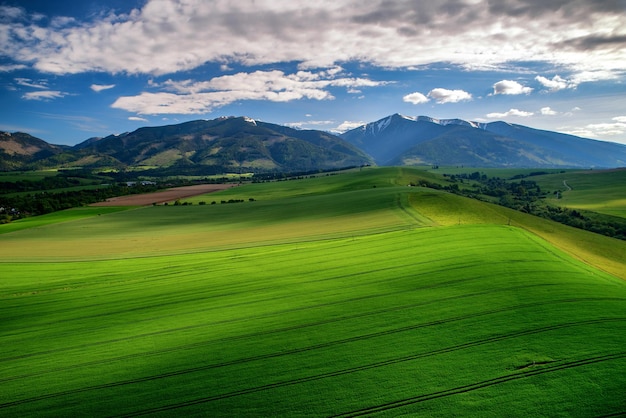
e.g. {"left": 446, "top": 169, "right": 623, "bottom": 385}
{"left": 0, "top": 167, "right": 625, "bottom": 417}
{"left": 534, "top": 168, "right": 626, "bottom": 218}
{"left": 0, "top": 170, "right": 59, "bottom": 182}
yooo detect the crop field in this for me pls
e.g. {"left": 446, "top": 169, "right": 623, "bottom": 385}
{"left": 535, "top": 168, "right": 626, "bottom": 218}
{"left": 0, "top": 170, "right": 59, "bottom": 182}
{"left": 1, "top": 167, "right": 625, "bottom": 416}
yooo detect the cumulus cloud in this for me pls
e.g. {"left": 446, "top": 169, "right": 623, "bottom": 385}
{"left": 427, "top": 88, "right": 472, "bottom": 104}
{"left": 566, "top": 120, "right": 626, "bottom": 140}
{"left": 486, "top": 108, "right": 534, "bottom": 118}
{"left": 403, "top": 92, "right": 429, "bottom": 105}
{"left": 536, "top": 71, "right": 620, "bottom": 92}
{"left": 1, "top": 1, "right": 624, "bottom": 76}
{"left": 128, "top": 116, "right": 148, "bottom": 122}
{"left": 492, "top": 80, "right": 533, "bottom": 95}
{"left": 112, "top": 69, "right": 387, "bottom": 114}
{"left": 540, "top": 107, "right": 558, "bottom": 115}
{"left": 91, "top": 84, "right": 116, "bottom": 92}
{"left": 333, "top": 120, "right": 366, "bottom": 133}
{"left": 22, "top": 90, "right": 66, "bottom": 101}
{"left": 535, "top": 75, "right": 573, "bottom": 91}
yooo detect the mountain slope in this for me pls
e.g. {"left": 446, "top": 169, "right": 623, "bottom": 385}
{"left": 0, "top": 132, "right": 66, "bottom": 170}
{"left": 73, "top": 116, "right": 373, "bottom": 172}
{"left": 0, "top": 117, "right": 372, "bottom": 172}
{"left": 341, "top": 114, "right": 626, "bottom": 168}
{"left": 479, "top": 121, "right": 626, "bottom": 167}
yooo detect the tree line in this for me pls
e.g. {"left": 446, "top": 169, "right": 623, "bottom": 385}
{"left": 441, "top": 172, "right": 626, "bottom": 241}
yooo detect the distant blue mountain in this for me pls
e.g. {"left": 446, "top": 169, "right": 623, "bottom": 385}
{"left": 340, "top": 114, "right": 626, "bottom": 168}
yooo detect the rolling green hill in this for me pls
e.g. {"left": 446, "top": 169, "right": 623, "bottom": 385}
{"left": 534, "top": 168, "right": 626, "bottom": 218}
{"left": 0, "top": 167, "right": 624, "bottom": 416}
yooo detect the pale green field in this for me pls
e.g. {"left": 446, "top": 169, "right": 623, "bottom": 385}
{"left": 0, "top": 167, "right": 624, "bottom": 416}
{"left": 534, "top": 168, "right": 626, "bottom": 218}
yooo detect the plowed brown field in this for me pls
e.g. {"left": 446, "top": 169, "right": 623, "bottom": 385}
{"left": 91, "top": 183, "right": 237, "bottom": 206}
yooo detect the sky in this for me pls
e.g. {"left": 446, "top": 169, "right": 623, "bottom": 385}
{"left": 1, "top": 0, "right": 625, "bottom": 146}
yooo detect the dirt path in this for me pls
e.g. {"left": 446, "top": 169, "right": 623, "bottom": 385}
{"left": 91, "top": 183, "right": 237, "bottom": 206}
{"left": 563, "top": 180, "right": 572, "bottom": 191}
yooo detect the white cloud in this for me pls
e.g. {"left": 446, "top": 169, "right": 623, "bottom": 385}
{"left": 427, "top": 88, "right": 472, "bottom": 104}
{"left": 113, "top": 69, "right": 388, "bottom": 115}
{"left": 15, "top": 77, "right": 48, "bottom": 89}
{"left": 535, "top": 75, "right": 573, "bottom": 91}
{"left": 0, "top": 64, "right": 27, "bottom": 72}
{"left": 540, "top": 107, "right": 557, "bottom": 116}
{"left": 566, "top": 121, "right": 626, "bottom": 140}
{"left": 333, "top": 120, "right": 365, "bottom": 133}
{"left": 128, "top": 116, "right": 148, "bottom": 122}
{"left": 403, "top": 92, "right": 429, "bottom": 105}
{"left": 91, "top": 84, "right": 116, "bottom": 92}
{"left": 1, "top": 1, "right": 625, "bottom": 76}
{"left": 0, "top": 5, "right": 24, "bottom": 20}
{"left": 285, "top": 120, "right": 334, "bottom": 129}
{"left": 570, "top": 70, "right": 620, "bottom": 85}
{"left": 536, "top": 71, "right": 620, "bottom": 92}
{"left": 492, "top": 80, "right": 532, "bottom": 95}
{"left": 22, "top": 90, "right": 66, "bottom": 101}
{"left": 486, "top": 108, "right": 534, "bottom": 118}
{"left": 613, "top": 116, "right": 626, "bottom": 123}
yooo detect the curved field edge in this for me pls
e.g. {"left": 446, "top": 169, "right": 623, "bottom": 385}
{"left": 408, "top": 189, "right": 626, "bottom": 281}
{"left": 0, "top": 225, "right": 624, "bottom": 416}
{"left": 0, "top": 186, "right": 432, "bottom": 261}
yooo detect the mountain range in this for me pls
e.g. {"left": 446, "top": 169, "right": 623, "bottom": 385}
{"left": 340, "top": 114, "right": 626, "bottom": 168}
{"left": 2, "top": 114, "right": 626, "bottom": 172}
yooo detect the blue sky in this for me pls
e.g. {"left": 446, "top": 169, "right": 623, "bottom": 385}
{"left": 1, "top": 0, "right": 625, "bottom": 146}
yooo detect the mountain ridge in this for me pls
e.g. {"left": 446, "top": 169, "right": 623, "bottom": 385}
{"left": 2, "top": 114, "right": 626, "bottom": 172}
{"left": 0, "top": 116, "right": 373, "bottom": 173}
{"left": 340, "top": 113, "right": 626, "bottom": 168}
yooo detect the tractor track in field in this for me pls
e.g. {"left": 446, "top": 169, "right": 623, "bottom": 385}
{"left": 1, "top": 314, "right": 623, "bottom": 411}
{"left": 329, "top": 352, "right": 626, "bottom": 417}
{"left": 1, "top": 247, "right": 558, "bottom": 336}
{"left": 0, "top": 229, "right": 517, "bottom": 305}
{"left": 0, "top": 258, "right": 496, "bottom": 343}
{"left": 112, "top": 320, "right": 626, "bottom": 417}
{"left": 0, "top": 238, "right": 478, "bottom": 323}
{"left": 0, "top": 245, "right": 542, "bottom": 336}
{"left": 0, "top": 255, "right": 617, "bottom": 359}
{"left": 0, "top": 258, "right": 568, "bottom": 362}
{"left": 0, "top": 283, "right": 574, "bottom": 383}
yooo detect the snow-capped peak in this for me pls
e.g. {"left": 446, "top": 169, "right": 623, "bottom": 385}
{"left": 416, "top": 116, "right": 482, "bottom": 129}
{"left": 356, "top": 114, "right": 494, "bottom": 135}
{"left": 398, "top": 114, "right": 417, "bottom": 122}
{"left": 243, "top": 116, "right": 257, "bottom": 126}
{"left": 366, "top": 114, "right": 416, "bottom": 134}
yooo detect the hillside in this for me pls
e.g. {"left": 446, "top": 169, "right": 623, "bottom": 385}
{"left": 341, "top": 114, "right": 626, "bottom": 168}
{"left": 1, "top": 117, "right": 372, "bottom": 173}
{"left": 0, "top": 132, "right": 65, "bottom": 170}
{"left": 0, "top": 167, "right": 624, "bottom": 416}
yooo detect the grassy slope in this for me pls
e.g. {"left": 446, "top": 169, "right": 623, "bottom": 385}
{"left": 410, "top": 189, "right": 626, "bottom": 281}
{"left": 535, "top": 168, "right": 626, "bottom": 218}
{"left": 0, "top": 207, "right": 129, "bottom": 234}
{"left": 0, "top": 167, "right": 625, "bottom": 416}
